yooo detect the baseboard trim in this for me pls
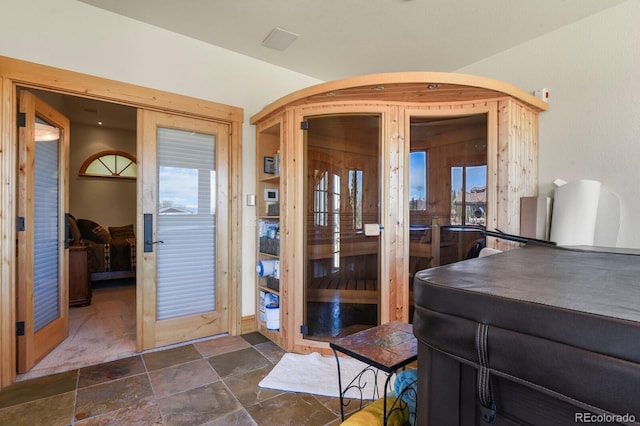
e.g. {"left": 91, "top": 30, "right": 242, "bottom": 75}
{"left": 241, "top": 315, "right": 257, "bottom": 334}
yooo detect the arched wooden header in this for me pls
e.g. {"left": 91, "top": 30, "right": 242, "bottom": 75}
{"left": 251, "top": 72, "right": 547, "bottom": 123}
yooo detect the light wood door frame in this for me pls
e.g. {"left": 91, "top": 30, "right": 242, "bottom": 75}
{"left": 289, "top": 104, "right": 394, "bottom": 354}
{"left": 16, "top": 90, "right": 71, "bottom": 373}
{"left": 138, "top": 110, "right": 231, "bottom": 350}
{"left": 0, "top": 56, "right": 243, "bottom": 388}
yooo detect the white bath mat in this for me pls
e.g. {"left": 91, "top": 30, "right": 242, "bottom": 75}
{"left": 259, "top": 352, "right": 392, "bottom": 399}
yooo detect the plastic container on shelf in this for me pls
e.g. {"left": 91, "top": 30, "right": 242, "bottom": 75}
{"left": 260, "top": 291, "right": 279, "bottom": 323}
{"left": 256, "top": 259, "right": 279, "bottom": 277}
{"left": 266, "top": 304, "right": 280, "bottom": 330}
{"left": 259, "top": 290, "right": 266, "bottom": 322}
{"left": 274, "top": 150, "right": 280, "bottom": 175}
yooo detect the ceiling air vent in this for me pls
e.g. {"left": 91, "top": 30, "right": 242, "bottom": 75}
{"left": 262, "top": 27, "right": 298, "bottom": 51}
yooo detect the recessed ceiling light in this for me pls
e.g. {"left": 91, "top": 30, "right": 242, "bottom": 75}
{"left": 262, "top": 27, "right": 299, "bottom": 51}
{"left": 34, "top": 122, "right": 60, "bottom": 142}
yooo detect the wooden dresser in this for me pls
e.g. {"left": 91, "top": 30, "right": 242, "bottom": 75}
{"left": 69, "top": 245, "right": 91, "bottom": 307}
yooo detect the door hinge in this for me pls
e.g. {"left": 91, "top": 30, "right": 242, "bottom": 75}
{"left": 300, "top": 325, "right": 309, "bottom": 335}
{"left": 17, "top": 112, "right": 26, "bottom": 128}
{"left": 16, "top": 216, "right": 25, "bottom": 232}
{"left": 300, "top": 120, "right": 309, "bottom": 130}
{"left": 16, "top": 321, "right": 25, "bottom": 336}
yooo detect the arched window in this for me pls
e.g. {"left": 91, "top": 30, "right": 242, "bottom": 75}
{"left": 79, "top": 150, "right": 137, "bottom": 179}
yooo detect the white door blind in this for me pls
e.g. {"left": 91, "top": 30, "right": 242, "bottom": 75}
{"left": 34, "top": 138, "right": 60, "bottom": 331}
{"left": 156, "top": 128, "right": 217, "bottom": 320}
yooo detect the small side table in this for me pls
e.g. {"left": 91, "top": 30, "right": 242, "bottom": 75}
{"left": 330, "top": 321, "right": 418, "bottom": 425}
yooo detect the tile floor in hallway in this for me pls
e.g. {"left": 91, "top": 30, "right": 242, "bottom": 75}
{"left": 0, "top": 332, "right": 355, "bottom": 426}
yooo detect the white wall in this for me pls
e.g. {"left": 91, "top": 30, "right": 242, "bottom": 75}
{"left": 457, "top": 1, "right": 640, "bottom": 248}
{"left": 0, "top": 0, "right": 321, "bottom": 317}
{"left": 69, "top": 124, "right": 137, "bottom": 229}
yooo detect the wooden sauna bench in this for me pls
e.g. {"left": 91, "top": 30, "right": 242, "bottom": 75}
{"left": 307, "top": 277, "right": 378, "bottom": 305}
{"left": 307, "top": 238, "right": 379, "bottom": 305}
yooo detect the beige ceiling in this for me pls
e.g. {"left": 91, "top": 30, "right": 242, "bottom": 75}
{"left": 79, "top": 0, "right": 626, "bottom": 81}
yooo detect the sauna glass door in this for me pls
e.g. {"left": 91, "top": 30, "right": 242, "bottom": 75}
{"left": 303, "top": 114, "right": 381, "bottom": 340}
{"left": 408, "top": 114, "right": 488, "bottom": 321}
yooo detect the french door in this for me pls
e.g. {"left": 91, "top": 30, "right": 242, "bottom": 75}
{"left": 16, "top": 91, "right": 70, "bottom": 373}
{"left": 138, "top": 110, "right": 230, "bottom": 350}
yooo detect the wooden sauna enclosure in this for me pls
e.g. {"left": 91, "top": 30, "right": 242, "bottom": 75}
{"left": 252, "top": 72, "right": 547, "bottom": 354}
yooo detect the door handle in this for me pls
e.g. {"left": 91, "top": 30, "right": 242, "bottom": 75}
{"left": 144, "top": 213, "right": 163, "bottom": 252}
{"left": 65, "top": 213, "right": 72, "bottom": 249}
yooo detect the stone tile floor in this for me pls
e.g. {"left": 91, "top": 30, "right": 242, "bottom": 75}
{"left": 0, "top": 332, "right": 356, "bottom": 425}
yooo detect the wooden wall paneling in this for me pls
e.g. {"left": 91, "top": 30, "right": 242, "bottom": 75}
{"left": 379, "top": 106, "right": 392, "bottom": 324}
{"left": 280, "top": 110, "right": 298, "bottom": 349}
{"left": 215, "top": 121, "right": 232, "bottom": 340}
{"left": 0, "top": 76, "right": 16, "bottom": 388}
{"left": 495, "top": 100, "right": 508, "bottom": 249}
{"left": 387, "top": 105, "right": 408, "bottom": 322}
{"left": 16, "top": 91, "right": 35, "bottom": 372}
{"left": 515, "top": 101, "right": 538, "bottom": 217}
{"left": 287, "top": 108, "right": 304, "bottom": 352}
{"left": 137, "top": 109, "right": 157, "bottom": 351}
{"left": 485, "top": 102, "right": 500, "bottom": 249}
{"left": 507, "top": 99, "right": 520, "bottom": 233}
{"left": 494, "top": 99, "right": 539, "bottom": 250}
{"left": 229, "top": 118, "right": 243, "bottom": 337}
{"left": 520, "top": 102, "right": 539, "bottom": 196}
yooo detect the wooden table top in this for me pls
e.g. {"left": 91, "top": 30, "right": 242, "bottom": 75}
{"left": 330, "top": 321, "right": 417, "bottom": 373}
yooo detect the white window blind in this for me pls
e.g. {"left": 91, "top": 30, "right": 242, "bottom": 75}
{"left": 156, "top": 128, "right": 216, "bottom": 320}
{"left": 34, "top": 138, "right": 60, "bottom": 331}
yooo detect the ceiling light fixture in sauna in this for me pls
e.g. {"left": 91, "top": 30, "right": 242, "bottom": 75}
{"left": 427, "top": 84, "right": 438, "bottom": 89}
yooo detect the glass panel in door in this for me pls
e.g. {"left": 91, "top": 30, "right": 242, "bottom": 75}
{"left": 304, "top": 114, "right": 381, "bottom": 340}
{"left": 157, "top": 128, "right": 216, "bottom": 319}
{"left": 408, "top": 114, "right": 487, "bottom": 321}
{"left": 34, "top": 119, "right": 61, "bottom": 331}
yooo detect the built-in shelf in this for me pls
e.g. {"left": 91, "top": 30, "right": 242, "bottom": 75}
{"left": 255, "top": 119, "right": 283, "bottom": 347}
{"left": 260, "top": 175, "right": 280, "bottom": 183}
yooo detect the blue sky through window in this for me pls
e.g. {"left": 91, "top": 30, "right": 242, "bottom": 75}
{"left": 451, "top": 165, "right": 486, "bottom": 194}
{"left": 409, "top": 151, "right": 426, "bottom": 202}
{"left": 159, "top": 166, "right": 198, "bottom": 213}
